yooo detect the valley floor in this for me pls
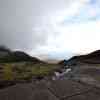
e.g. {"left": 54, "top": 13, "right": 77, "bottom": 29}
{"left": 0, "top": 63, "right": 100, "bottom": 100}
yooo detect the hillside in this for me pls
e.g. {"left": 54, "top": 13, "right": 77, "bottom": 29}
{"left": 59, "top": 50, "right": 100, "bottom": 66}
{"left": 0, "top": 46, "right": 43, "bottom": 63}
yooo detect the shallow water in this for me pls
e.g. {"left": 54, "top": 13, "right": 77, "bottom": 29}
{"left": 52, "top": 68, "right": 72, "bottom": 80}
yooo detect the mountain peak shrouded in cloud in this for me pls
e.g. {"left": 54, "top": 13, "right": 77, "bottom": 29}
{"left": 0, "top": 0, "right": 100, "bottom": 59}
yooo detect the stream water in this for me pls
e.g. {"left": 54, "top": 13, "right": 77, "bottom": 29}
{"left": 52, "top": 66, "right": 72, "bottom": 80}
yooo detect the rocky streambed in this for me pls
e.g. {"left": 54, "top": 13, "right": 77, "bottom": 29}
{"left": 0, "top": 77, "right": 100, "bottom": 100}
{"left": 53, "top": 63, "right": 100, "bottom": 88}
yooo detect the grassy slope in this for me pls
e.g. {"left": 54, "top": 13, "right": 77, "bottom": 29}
{"left": 0, "top": 62, "right": 58, "bottom": 81}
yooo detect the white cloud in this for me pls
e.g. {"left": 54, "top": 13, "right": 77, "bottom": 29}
{"left": 33, "top": 20, "right": 100, "bottom": 59}
{"left": 0, "top": 0, "right": 100, "bottom": 59}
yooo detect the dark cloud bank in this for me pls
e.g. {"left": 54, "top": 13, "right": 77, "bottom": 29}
{"left": 0, "top": 0, "right": 71, "bottom": 52}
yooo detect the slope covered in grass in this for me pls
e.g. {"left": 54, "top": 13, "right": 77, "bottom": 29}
{"left": 0, "top": 62, "right": 59, "bottom": 81}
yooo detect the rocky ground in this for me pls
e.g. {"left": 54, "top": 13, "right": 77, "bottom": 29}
{"left": 0, "top": 63, "right": 100, "bottom": 100}
{"left": 0, "top": 79, "right": 100, "bottom": 100}
{"left": 69, "top": 63, "right": 100, "bottom": 88}
{"left": 0, "top": 47, "right": 100, "bottom": 100}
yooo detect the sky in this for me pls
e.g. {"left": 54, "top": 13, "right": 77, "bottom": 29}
{"left": 0, "top": 0, "right": 100, "bottom": 59}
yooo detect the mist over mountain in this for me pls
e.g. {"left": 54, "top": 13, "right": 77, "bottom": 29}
{"left": 0, "top": 46, "right": 43, "bottom": 63}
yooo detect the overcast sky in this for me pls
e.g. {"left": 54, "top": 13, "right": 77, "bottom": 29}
{"left": 0, "top": 0, "right": 100, "bottom": 59}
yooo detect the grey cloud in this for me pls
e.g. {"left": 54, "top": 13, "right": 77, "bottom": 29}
{"left": 0, "top": 0, "right": 72, "bottom": 52}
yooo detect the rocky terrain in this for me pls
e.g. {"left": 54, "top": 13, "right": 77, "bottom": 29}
{"left": 60, "top": 50, "right": 100, "bottom": 87}
{"left": 0, "top": 79, "right": 100, "bottom": 100}
{"left": 0, "top": 47, "right": 100, "bottom": 100}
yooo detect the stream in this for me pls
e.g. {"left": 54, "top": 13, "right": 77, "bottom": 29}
{"left": 52, "top": 66, "right": 72, "bottom": 80}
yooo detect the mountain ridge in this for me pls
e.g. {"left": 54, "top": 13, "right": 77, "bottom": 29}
{"left": 0, "top": 46, "right": 43, "bottom": 63}
{"left": 59, "top": 50, "right": 100, "bottom": 66}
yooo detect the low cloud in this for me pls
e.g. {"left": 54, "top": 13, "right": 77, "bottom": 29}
{"left": 0, "top": 0, "right": 82, "bottom": 51}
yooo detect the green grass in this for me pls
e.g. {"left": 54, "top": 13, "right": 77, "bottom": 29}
{"left": 3, "top": 64, "right": 14, "bottom": 81}
{"left": 31, "top": 63, "right": 57, "bottom": 76}
{"left": 0, "top": 62, "right": 58, "bottom": 81}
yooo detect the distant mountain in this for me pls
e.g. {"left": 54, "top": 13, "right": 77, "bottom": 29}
{"left": 0, "top": 46, "right": 11, "bottom": 59}
{"left": 58, "top": 59, "right": 68, "bottom": 66}
{"left": 59, "top": 50, "right": 100, "bottom": 66}
{"left": 0, "top": 46, "right": 43, "bottom": 63}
